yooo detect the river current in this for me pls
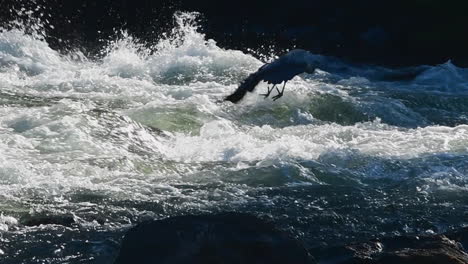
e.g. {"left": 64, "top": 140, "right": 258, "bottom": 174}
{"left": 1, "top": 12, "right": 468, "bottom": 263}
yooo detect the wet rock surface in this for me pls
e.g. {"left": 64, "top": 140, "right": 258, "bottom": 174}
{"left": 114, "top": 213, "right": 314, "bottom": 264}
{"left": 21, "top": 214, "right": 77, "bottom": 227}
{"left": 116, "top": 213, "right": 468, "bottom": 264}
{"left": 314, "top": 231, "right": 468, "bottom": 264}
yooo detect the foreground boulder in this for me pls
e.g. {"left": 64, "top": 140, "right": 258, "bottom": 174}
{"left": 114, "top": 213, "right": 313, "bottom": 264}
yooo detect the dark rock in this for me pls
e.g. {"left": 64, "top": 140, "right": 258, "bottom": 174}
{"left": 21, "top": 214, "right": 77, "bottom": 227}
{"left": 114, "top": 212, "right": 314, "bottom": 264}
{"left": 310, "top": 240, "right": 385, "bottom": 264}
{"left": 378, "top": 235, "right": 468, "bottom": 264}
{"left": 314, "top": 234, "right": 468, "bottom": 264}
{"left": 447, "top": 227, "right": 468, "bottom": 254}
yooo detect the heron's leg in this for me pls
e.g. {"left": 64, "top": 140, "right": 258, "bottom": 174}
{"left": 260, "top": 84, "right": 276, "bottom": 98}
{"left": 272, "top": 82, "right": 287, "bottom": 101}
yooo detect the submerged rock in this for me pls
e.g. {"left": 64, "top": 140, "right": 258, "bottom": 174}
{"left": 21, "top": 214, "right": 77, "bottom": 227}
{"left": 114, "top": 212, "right": 314, "bottom": 264}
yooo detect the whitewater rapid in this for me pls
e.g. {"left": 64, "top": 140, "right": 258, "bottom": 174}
{"left": 1, "top": 12, "right": 468, "bottom": 263}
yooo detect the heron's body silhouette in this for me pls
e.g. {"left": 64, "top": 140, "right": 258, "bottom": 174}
{"left": 224, "top": 49, "right": 427, "bottom": 103}
{"left": 225, "top": 49, "right": 319, "bottom": 103}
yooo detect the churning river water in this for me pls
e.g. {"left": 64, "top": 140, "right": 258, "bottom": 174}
{"left": 1, "top": 12, "right": 468, "bottom": 263}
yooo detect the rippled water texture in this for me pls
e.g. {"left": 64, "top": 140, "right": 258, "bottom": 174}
{"left": 1, "top": 12, "right": 468, "bottom": 263}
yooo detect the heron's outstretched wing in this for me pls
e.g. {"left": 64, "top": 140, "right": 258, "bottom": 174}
{"left": 224, "top": 65, "right": 267, "bottom": 103}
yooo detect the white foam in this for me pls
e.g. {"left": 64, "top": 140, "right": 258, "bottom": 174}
{"left": 162, "top": 119, "right": 468, "bottom": 163}
{"left": 0, "top": 214, "right": 18, "bottom": 232}
{"left": 0, "top": 12, "right": 260, "bottom": 103}
{"left": 0, "top": 11, "right": 467, "bottom": 209}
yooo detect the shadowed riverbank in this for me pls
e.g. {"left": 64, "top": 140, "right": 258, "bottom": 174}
{"left": 1, "top": 0, "right": 468, "bottom": 66}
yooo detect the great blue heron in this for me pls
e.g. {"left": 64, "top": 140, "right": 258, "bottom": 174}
{"left": 224, "top": 49, "right": 428, "bottom": 103}
{"left": 225, "top": 49, "right": 319, "bottom": 103}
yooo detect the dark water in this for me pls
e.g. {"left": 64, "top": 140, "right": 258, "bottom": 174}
{"left": 1, "top": 12, "right": 468, "bottom": 263}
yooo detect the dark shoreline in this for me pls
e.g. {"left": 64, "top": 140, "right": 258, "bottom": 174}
{"left": 1, "top": 0, "right": 468, "bottom": 67}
